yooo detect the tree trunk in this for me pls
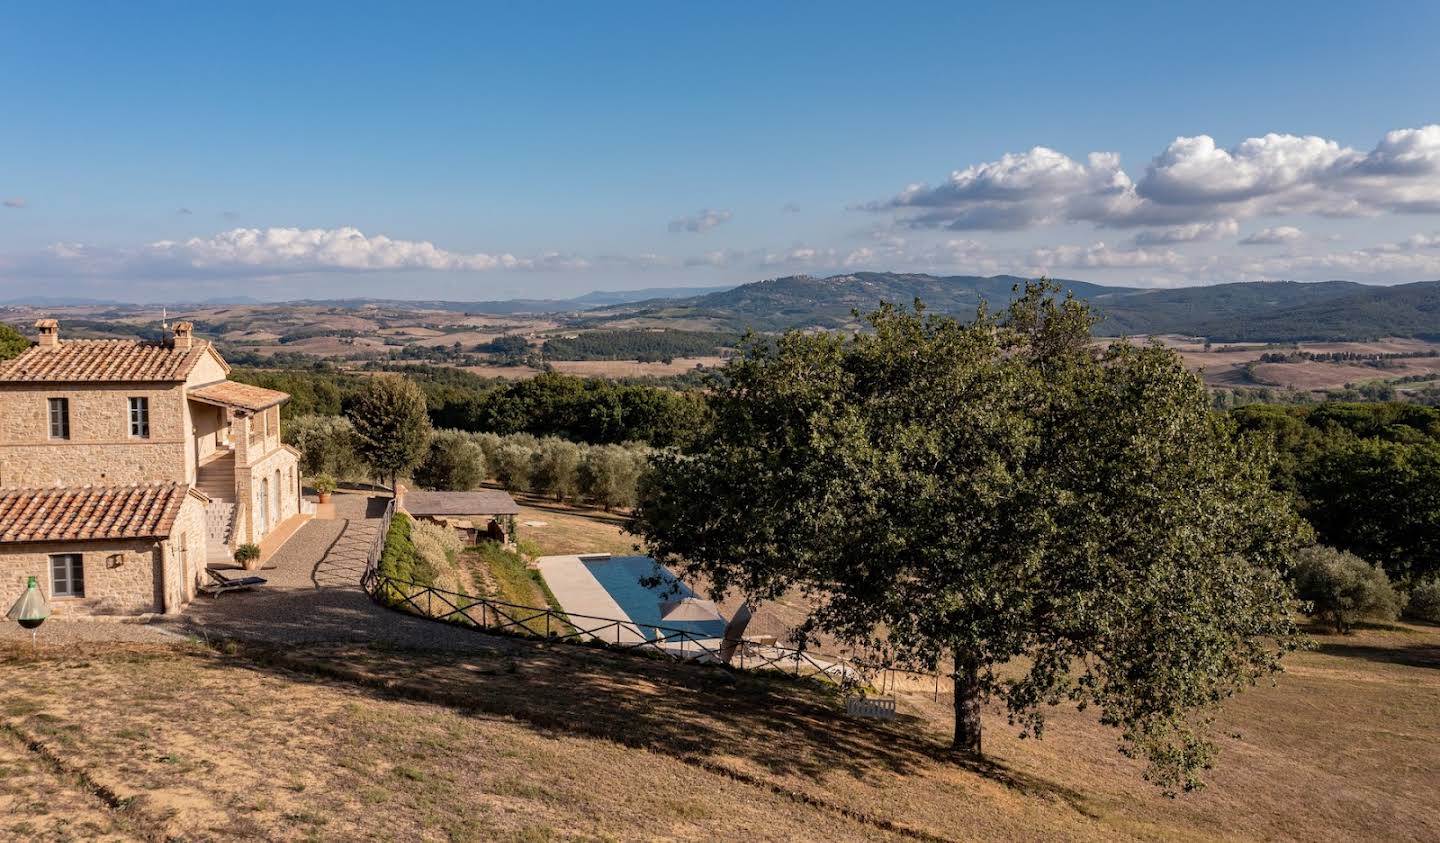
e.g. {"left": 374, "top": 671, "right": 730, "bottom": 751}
{"left": 952, "top": 651, "right": 982, "bottom": 756}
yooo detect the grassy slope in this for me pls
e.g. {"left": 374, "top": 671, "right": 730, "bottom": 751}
{"left": 2, "top": 620, "right": 1437, "bottom": 842}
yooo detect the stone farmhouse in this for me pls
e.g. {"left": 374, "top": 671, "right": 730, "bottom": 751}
{"left": 0, "top": 320, "right": 305, "bottom": 615}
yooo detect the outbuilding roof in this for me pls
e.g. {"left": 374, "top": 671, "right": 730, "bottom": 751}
{"left": 0, "top": 483, "right": 198, "bottom": 543}
{"left": 403, "top": 489, "right": 521, "bottom": 516}
{"left": 0, "top": 339, "right": 216, "bottom": 383}
{"left": 188, "top": 380, "right": 290, "bottom": 412}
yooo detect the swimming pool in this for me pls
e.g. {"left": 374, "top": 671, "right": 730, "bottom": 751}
{"left": 581, "top": 555, "right": 727, "bottom": 641}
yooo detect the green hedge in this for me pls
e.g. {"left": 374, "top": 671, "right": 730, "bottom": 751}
{"left": 376, "top": 513, "right": 440, "bottom": 604}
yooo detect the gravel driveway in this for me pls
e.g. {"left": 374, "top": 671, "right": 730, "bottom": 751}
{"left": 169, "top": 492, "right": 520, "bottom": 654}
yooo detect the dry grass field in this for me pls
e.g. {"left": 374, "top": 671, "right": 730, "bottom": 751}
{"left": 512, "top": 497, "right": 639, "bottom": 558}
{"left": 548, "top": 357, "right": 726, "bottom": 378}
{"left": 2, "top": 618, "right": 1436, "bottom": 842}
{"left": 1134, "top": 335, "right": 1440, "bottom": 391}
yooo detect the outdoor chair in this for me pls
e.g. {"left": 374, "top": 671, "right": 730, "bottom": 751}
{"left": 202, "top": 568, "right": 268, "bottom": 597}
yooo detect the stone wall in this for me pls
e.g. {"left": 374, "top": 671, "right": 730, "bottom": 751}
{"left": 0, "top": 382, "right": 188, "bottom": 487}
{"left": 0, "top": 539, "right": 164, "bottom": 616}
{"left": 160, "top": 492, "right": 210, "bottom": 610}
{"left": 234, "top": 444, "right": 301, "bottom": 545}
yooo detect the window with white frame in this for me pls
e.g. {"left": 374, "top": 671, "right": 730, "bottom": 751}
{"left": 50, "top": 553, "right": 85, "bottom": 597}
{"left": 128, "top": 396, "right": 150, "bottom": 438}
{"left": 48, "top": 397, "right": 70, "bottom": 439}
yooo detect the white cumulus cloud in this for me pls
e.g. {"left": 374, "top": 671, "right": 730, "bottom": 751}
{"left": 1134, "top": 219, "right": 1239, "bottom": 245}
{"left": 148, "top": 227, "right": 522, "bottom": 272}
{"left": 1239, "top": 226, "right": 1305, "bottom": 246}
{"left": 867, "top": 125, "right": 1440, "bottom": 232}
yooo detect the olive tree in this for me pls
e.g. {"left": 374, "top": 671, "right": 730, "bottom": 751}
{"left": 492, "top": 442, "right": 535, "bottom": 492}
{"left": 345, "top": 375, "right": 430, "bottom": 491}
{"left": 531, "top": 437, "right": 583, "bottom": 502}
{"left": 580, "top": 444, "right": 646, "bottom": 510}
{"left": 1292, "top": 545, "right": 1403, "bottom": 633}
{"left": 413, "top": 429, "right": 486, "bottom": 491}
{"left": 634, "top": 282, "right": 1308, "bottom": 792}
{"left": 285, "top": 414, "right": 365, "bottom": 479}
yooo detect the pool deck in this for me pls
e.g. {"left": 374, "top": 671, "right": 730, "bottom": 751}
{"left": 535, "top": 554, "right": 649, "bottom": 644}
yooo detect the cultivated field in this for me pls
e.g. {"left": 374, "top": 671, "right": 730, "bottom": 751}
{"left": 1134, "top": 335, "right": 1440, "bottom": 392}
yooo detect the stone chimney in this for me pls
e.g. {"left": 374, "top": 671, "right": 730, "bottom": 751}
{"left": 172, "top": 321, "right": 194, "bottom": 350}
{"left": 34, "top": 319, "right": 59, "bottom": 348}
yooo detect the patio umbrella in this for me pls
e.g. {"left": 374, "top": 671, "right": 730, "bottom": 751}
{"left": 659, "top": 597, "right": 723, "bottom": 623}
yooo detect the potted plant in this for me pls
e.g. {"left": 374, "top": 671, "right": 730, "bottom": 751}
{"left": 234, "top": 543, "right": 262, "bottom": 570}
{"left": 312, "top": 473, "right": 337, "bottom": 504}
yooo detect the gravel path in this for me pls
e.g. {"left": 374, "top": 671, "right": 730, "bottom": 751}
{"left": 167, "top": 492, "right": 521, "bottom": 655}
{"left": 3, "top": 492, "right": 521, "bottom": 655}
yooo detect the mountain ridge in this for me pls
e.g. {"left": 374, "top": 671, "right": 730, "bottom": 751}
{"left": 583, "top": 273, "right": 1440, "bottom": 342}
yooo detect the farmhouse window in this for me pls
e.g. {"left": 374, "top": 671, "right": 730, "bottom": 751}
{"left": 48, "top": 397, "right": 70, "bottom": 439}
{"left": 50, "top": 553, "right": 85, "bottom": 598}
{"left": 129, "top": 396, "right": 150, "bottom": 438}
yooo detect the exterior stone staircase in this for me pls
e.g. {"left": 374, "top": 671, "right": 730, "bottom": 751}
{"left": 197, "top": 449, "right": 238, "bottom": 564}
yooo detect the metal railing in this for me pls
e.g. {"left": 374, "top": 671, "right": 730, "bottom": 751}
{"left": 360, "top": 497, "right": 396, "bottom": 593}
{"left": 362, "top": 569, "right": 887, "bottom": 686}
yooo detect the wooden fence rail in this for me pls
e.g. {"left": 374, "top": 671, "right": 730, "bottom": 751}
{"left": 358, "top": 506, "right": 934, "bottom": 692}
{"left": 363, "top": 569, "right": 885, "bottom": 685}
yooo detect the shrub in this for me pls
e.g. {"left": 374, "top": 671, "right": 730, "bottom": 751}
{"left": 1405, "top": 578, "right": 1440, "bottom": 624}
{"left": 234, "top": 544, "right": 261, "bottom": 564}
{"left": 410, "top": 518, "right": 465, "bottom": 597}
{"left": 1292, "top": 545, "right": 1404, "bottom": 633}
{"left": 413, "top": 429, "right": 485, "bottom": 491}
{"left": 378, "top": 513, "right": 421, "bottom": 583}
{"left": 311, "top": 473, "right": 337, "bottom": 495}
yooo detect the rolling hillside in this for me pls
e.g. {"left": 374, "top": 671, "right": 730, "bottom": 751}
{"left": 589, "top": 273, "right": 1440, "bottom": 341}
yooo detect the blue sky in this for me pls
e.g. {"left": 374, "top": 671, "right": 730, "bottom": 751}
{"left": 3, "top": 1, "right": 1440, "bottom": 301}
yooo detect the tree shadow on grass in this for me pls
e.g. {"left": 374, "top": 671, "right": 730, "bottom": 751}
{"left": 203, "top": 630, "right": 1088, "bottom": 823}
{"left": 1313, "top": 640, "right": 1440, "bottom": 670}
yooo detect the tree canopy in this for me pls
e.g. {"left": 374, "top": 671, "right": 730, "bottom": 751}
{"left": 0, "top": 323, "right": 29, "bottom": 361}
{"left": 345, "top": 375, "right": 431, "bottom": 489}
{"left": 413, "top": 429, "right": 486, "bottom": 491}
{"left": 635, "top": 282, "right": 1308, "bottom": 792}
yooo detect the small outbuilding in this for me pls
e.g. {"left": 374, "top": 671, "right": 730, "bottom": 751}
{"left": 398, "top": 488, "right": 521, "bottom": 547}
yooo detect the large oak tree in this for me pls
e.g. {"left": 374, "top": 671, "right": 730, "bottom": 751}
{"left": 634, "top": 282, "right": 1307, "bottom": 791}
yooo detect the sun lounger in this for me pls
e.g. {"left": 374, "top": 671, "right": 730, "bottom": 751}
{"left": 202, "top": 568, "right": 268, "bottom": 596}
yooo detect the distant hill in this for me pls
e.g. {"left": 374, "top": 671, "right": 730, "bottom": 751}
{"left": 586, "top": 273, "right": 1131, "bottom": 331}
{"left": 586, "top": 272, "right": 1440, "bottom": 341}
{"left": 290, "top": 286, "right": 738, "bottom": 315}
{"left": 568, "top": 285, "right": 736, "bottom": 306}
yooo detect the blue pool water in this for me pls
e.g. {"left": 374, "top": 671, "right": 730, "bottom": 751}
{"left": 583, "top": 556, "right": 727, "bottom": 641}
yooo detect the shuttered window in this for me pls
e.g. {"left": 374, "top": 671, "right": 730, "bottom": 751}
{"left": 50, "top": 554, "right": 85, "bottom": 597}
{"left": 48, "top": 397, "right": 70, "bottom": 439}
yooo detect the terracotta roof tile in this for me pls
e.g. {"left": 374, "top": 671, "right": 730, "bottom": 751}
{"left": 188, "top": 380, "right": 290, "bottom": 412}
{"left": 403, "top": 489, "right": 520, "bottom": 516}
{"left": 0, "top": 484, "right": 190, "bottom": 543}
{"left": 0, "top": 339, "right": 214, "bottom": 383}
